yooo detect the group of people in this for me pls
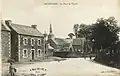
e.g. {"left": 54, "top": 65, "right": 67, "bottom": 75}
{"left": 9, "top": 62, "right": 16, "bottom": 76}
{"left": 84, "top": 55, "right": 92, "bottom": 60}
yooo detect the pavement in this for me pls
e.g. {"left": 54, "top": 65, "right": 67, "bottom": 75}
{"left": 2, "top": 58, "right": 120, "bottom": 76}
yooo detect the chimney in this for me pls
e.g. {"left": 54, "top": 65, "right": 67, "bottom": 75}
{"left": 5, "top": 20, "right": 12, "bottom": 25}
{"left": 31, "top": 25, "right": 37, "bottom": 29}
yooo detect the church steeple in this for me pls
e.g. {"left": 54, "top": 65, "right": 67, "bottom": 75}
{"left": 48, "top": 24, "right": 54, "bottom": 39}
{"left": 50, "top": 24, "right": 52, "bottom": 33}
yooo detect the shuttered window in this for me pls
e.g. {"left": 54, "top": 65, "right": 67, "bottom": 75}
{"left": 37, "top": 49, "right": 42, "bottom": 57}
{"left": 37, "top": 39, "right": 41, "bottom": 46}
{"left": 31, "top": 38, "right": 35, "bottom": 46}
{"left": 23, "top": 38, "right": 28, "bottom": 45}
{"left": 23, "top": 49, "right": 28, "bottom": 58}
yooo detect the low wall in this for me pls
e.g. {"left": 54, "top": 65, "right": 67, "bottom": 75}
{"left": 53, "top": 51, "right": 96, "bottom": 58}
{"left": 53, "top": 52, "right": 69, "bottom": 58}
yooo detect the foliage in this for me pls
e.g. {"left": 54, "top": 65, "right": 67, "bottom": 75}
{"left": 78, "top": 24, "right": 92, "bottom": 38}
{"left": 73, "top": 24, "right": 79, "bottom": 38}
{"left": 90, "top": 17, "right": 120, "bottom": 49}
{"left": 74, "top": 17, "right": 120, "bottom": 67}
{"left": 77, "top": 17, "right": 120, "bottom": 50}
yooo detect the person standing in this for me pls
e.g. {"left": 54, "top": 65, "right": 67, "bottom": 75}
{"left": 9, "top": 62, "right": 16, "bottom": 76}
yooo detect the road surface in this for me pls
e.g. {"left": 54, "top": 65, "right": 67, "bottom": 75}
{"left": 15, "top": 58, "right": 120, "bottom": 76}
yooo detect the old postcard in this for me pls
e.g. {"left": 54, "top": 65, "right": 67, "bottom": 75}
{"left": 1, "top": 0, "right": 120, "bottom": 76}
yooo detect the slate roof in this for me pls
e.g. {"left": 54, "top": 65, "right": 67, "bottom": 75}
{"left": 10, "top": 23, "right": 43, "bottom": 37}
{"left": 54, "top": 38, "right": 66, "bottom": 45}
{"left": 1, "top": 22, "right": 11, "bottom": 31}
{"left": 49, "top": 38, "right": 72, "bottom": 48}
{"left": 72, "top": 38, "right": 85, "bottom": 46}
{"left": 64, "top": 39, "right": 72, "bottom": 44}
{"left": 64, "top": 39, "right": 72, "bottom": 47}
{"left": 52, "top": 38, "right": 71, "bottom": 46}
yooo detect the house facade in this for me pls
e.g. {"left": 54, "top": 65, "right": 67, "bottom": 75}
{"left": 5, "top": 20, "right": 45, "bottom": 62}
{"left": 68, "top": 38, "right": 93, "bottom": 57}
{"left": 47, "top": 44, "right": 54, "bottom": 56}
{"left": 1, "top": 21, "right": 11, "bottom": 62}
{"left": 70, "top": 38, "right": 86, "bottom": 52}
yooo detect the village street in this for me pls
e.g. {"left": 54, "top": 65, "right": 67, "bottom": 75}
{"left": 7, "top": 58, "right": 119, "bottom": 76}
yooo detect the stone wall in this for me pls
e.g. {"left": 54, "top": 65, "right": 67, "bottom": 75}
{"left": 18, "top": 35, "right": 45, "bottom": 62}
{"left": 1, "top": 31, "right": 11, "bottom": 62}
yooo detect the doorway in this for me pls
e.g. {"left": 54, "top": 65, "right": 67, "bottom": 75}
{"left": 31, "top": 50, "right": 34, "bottom": 60}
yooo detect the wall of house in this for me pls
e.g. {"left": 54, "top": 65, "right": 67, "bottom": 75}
{"left": 18, "top": 35, "right": 44, "bottom": 62}
{"left": 53, "top": 52, "right": 69, "bottom": 58}
{"left": 73, "top": 45, "right": 84, "bottom": 52}
{"left": 1, "top": 30, "right": 11, "bottom": 62}
{"left": 47, "top": 49, "right": 53, "bottom": 57}
{"left": 11, "top": 31, "right": 19, "bottom": 61}
{"left": 6, "top": 23, "right": 19, "bottom": 61}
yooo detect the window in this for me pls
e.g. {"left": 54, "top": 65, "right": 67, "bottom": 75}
{"left": 31, "top": 38, "right": 35, "bottom": 45}
{"left": 23, "top": 38, "right": 28, "bottom": 45}
{"left": 75, "top": 48, "right": 77, "bottom": 51}
{"left": 45, "top": 50, "right": 47, "bottom": 54}
{"left": 78, "top": 49, "right": 81, "bottom": 52}
{"left": 37, "top": 49, "right": 42, "bottom": 57}
{"left": 23, "top": 49, "right": 28, "bottom": 58}
{"left": 37, "top": 39, "right": 41, "bottom": 46}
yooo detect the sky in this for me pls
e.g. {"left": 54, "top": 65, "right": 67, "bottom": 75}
{"left": 2, "top": 0, "right": 120, "bottom": 38}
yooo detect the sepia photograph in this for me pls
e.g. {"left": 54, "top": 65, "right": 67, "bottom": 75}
{"left": 1, "top": 0, "right": 120, "bottom": 76}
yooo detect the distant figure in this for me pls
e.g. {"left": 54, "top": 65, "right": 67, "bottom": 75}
{"left": 9, "top": 63, "right": 16, "bottom": 76}
{"left": 89, "top": 55, "right": 92, "bottom": 60}
{"left": 84, "top": 56, "right": 86, "bottom": 60}
{"left": 57, "top": 60, "right": 61, "bottom": 62}
{"left": 84, "top": 54, "right": 86, "bottom": 60}
{"left": 55, "top": 58, "right": 61, "bottom": 62}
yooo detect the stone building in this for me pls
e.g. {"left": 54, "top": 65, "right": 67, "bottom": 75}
{"left": 5, "top": 20, "right": 45, "bottom": 62}
{"left": 1, "top": 21, "right": 11, "bottom": 62}
{"left": 70, "top": 38, "right": 86, "bottom": 52}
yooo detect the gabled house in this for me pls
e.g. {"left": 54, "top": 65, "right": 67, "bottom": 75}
{"left": 47, "top": 44, "right": 54, "bottom": 56}
{"left": 66, "top": 38, "right": 87, "bottom": 57}
{"left": 1, "top": 21, "right": 11, "bottom": 62}
{"left": 70, "top": 38, "right": 86, "bottom": 52}
{"left": 5, "top": 20, "right": 45, "bottom": 62}
{"left": 48, "top": 38, "right": 71, "bottom": 52}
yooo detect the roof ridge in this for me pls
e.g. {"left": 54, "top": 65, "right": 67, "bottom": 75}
{"left": 12, "top": 23, "right": 32, "bottom": 28}
{"left": 55, "top": 38, "right": 65, "bottom": 40}
{"left": 1, "top": 22, "right": 11, "bottom": 31}
{"left": 9, "top": 23, "right": 43, "bottom": 37}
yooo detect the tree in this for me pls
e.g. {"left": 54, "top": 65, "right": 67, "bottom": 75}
{"left": 68, "top": 33, "right": 75, "bottom": 39}
{"left": 88, "top": 17, "right": 120, "bottom": 65}
{"left": 90, "top": 17, "right": 120, "bottom": 50}
{"left": 73, "top": 24, "right": 79, "bottom": 38}
{"left": 74, "top": 17, "right": 120, "bottom": 65}
{"left": 78, "top": 24, "right": 92, "bottom": 38}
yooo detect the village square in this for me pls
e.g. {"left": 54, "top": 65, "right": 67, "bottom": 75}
{"left": 1, "top": 17, "right": 120, "bottom": 76}
{"left": 1, "top": 0, "right": 120, "bottom": 76}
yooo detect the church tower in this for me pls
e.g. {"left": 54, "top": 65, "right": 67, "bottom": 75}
{"left": 48, "top": 24, "right": 54, "bottom": 39}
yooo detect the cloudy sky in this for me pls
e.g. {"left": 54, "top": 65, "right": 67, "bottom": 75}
{"left": 2, "top": 0, "right": 120, "bottom": 38}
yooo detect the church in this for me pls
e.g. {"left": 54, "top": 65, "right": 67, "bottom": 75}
{"left": 47, "top": 24, "right": 72, "bottom": 57}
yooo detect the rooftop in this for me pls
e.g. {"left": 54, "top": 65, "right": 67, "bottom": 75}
{"left": 9, "top": 23, "right": 43, "bottom": 37}
{"left": 1, "top": 21, "right": 11, "bottom": 31}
